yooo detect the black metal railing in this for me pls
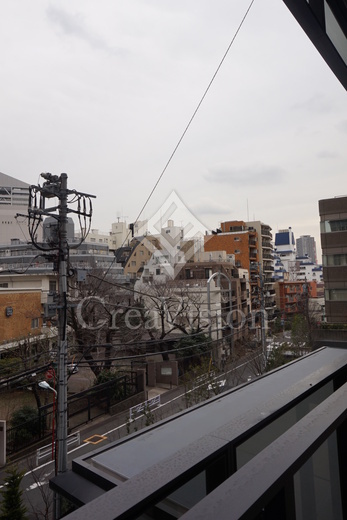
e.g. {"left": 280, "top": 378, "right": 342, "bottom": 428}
{"left": 6, "top": 372, "right": 140, "bottom": 456}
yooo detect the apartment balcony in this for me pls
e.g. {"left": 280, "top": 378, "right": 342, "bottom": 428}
{"left": 284, "top": 287, "right": 297, "bottom": 294}
{"left": 261, "top": 228, "right": 272, "bottom": 238}
{"left": 53, "top": 347, "right": 347, "bottom": 520}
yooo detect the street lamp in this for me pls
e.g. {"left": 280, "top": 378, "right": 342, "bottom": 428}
{"left": 38, "top": 380, "right": 57, "bottom": 395}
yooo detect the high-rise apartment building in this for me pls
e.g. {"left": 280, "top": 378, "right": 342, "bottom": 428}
{"left": 319, "top": 195, "right": 347, "bottom": 324}
{"left": 297, "top": 235, "right": 317, "bottom": 263}
{"left": 204, "top": 220, "right": 276, "bottom": 321}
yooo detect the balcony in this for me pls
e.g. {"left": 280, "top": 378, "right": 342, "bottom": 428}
{"left": 53, "top": 347, "right": 347, "bottom": 520}
{"left": 261, "top": 228, "right": 272, "bottom": 238}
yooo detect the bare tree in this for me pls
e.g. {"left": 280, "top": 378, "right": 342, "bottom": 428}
{"left": 134, "top": 279, "right": 209, "bottom": 361}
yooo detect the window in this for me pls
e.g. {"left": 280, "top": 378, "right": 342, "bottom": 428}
{"left": 156, "top": 268, "right": 161, "bottom": 275}
{"left": 0, "top": 283, "right": 8, "bottom": 288}
{"left": 185, "top": 269, "right": 192, "bottom": 280}
{"left": 321, "top": 219, "right": 347, "bottom": 233}
{"left": 325, "top": 288, "right": 347, "bottom": 301}
{"left": 234, "top": 249, "right": 241, "bottom": 254}
{"left": 31, "top": 318, "right": 39, "bottom": 329}
{"left": 323, "top": 254, "right": 347, "bottom": 266}
{"left": 131, "top": 261, "right": 136, "bottom": 267}
{"left": 49, "top": 280, "right": 56, "bottom": 292}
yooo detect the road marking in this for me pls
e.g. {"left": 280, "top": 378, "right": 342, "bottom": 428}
{"left": 83, "top": 434, "right": 107, "bottom": 444}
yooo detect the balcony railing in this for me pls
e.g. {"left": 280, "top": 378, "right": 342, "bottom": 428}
{"left": 183, "top": 382, "right": 347, "bottom": 520}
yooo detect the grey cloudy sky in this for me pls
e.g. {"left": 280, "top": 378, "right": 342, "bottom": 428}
{"left": 1, "top": 0, "right": 346, "bottom": 260}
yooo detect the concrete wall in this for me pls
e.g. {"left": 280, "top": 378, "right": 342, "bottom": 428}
{"left": 109, "top": 391, "right": 147, "bottom": 416}
{"left": 312, "top": 328, "right": 347, "bottom": 348}
{"left": 147, "top": 360, "right": 178, "bottom": 388}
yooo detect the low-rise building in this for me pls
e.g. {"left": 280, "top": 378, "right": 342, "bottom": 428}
{"left": 274, "top": 279, "right": 318, "bottom": 320}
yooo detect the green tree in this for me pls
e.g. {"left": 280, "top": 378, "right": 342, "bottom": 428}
{"left": 93, "top": 370, "right": 129, "bottom": 403}
{"left": 11, "top": 405, "right": 41, "bottom": 448}
{"left": 291, "top": 314, "right": 310, "bottom": 351}
{"left": 0, "top": 466, "right": 28, "bottom": 520}
{"left": 175, "top": 332, "right": 210, "bottom": 374}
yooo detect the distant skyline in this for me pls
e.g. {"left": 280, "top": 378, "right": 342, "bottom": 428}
{"left": 1, "top": 1, "right": 346, "bottom": 263}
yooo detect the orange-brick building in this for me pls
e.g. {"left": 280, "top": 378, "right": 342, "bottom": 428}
{"left": 0, "top": 290, "right": 44, "bottom": 344}
{"left": 204, "top": 221, "right": 259, "bottom": 272}
{"left": 204, "top": 220, "right": 276, "bottom": 322}
{"left": 275, "top": 280, "right": 318, "bottom": 318}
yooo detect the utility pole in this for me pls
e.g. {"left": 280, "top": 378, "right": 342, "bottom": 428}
{"left": 56, "top": 173, "right": 68, "bottom": 485}
{"left": 25, "top": 173, "right": 95, "bottom": 519}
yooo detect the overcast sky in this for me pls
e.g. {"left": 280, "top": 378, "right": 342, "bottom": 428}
{"left": 1, "top": 0, "right": 346, "bottom": 261}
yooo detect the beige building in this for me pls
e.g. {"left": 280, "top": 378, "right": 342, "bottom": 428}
{"left": 124, "top": 235, "right": 162, "bottom": 280}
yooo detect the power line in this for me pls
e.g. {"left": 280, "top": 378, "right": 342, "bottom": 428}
{"left": 132, "top": 0, "right": 256, "bottom": 227}
{"left": 95, "top": 0, "right": 256, "bottom": 284}
{"left": 71, "top": 330, "right": 232, "bottom": 364}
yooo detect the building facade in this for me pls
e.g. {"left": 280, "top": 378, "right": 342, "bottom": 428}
{"left": 204, "top": 220, "right": 276, "bottom": 323}
{"left": 319, "top": 196, "right": 347, "bottom": 323}
{"left": 246, "top": 221, "right": 276, "bottom": 322}
{"left": 274, "top": 279, "right": 318, "bottom": 319}
{"left": 297, "top": 234, "right": 318, "bottom": 263}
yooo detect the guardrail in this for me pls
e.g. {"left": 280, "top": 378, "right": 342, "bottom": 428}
{"left": 36, "top": 431, "right": 80, "bottom": 466}
{"left": 129, "top": 395, "right": 161, "bottom": 421}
